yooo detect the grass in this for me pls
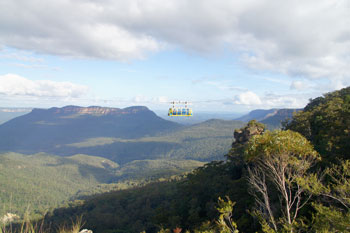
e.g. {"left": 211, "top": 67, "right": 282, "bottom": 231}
{"left": 0, "top": 215, "right": 85, "bottom": 233}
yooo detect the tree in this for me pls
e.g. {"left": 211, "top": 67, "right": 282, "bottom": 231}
{"left": 285, "top": 86, "right": 350, "bottom": 162}
{"left": 215, "top": 197, "right": 239, "bottom": 233}
{"left": 244, "top": 130, "right": 320, "bottom": 232}
{"left": 299, "top": 160, "right": 350, "bottom": 232}
{"left": 190, "top": 196, "right": 239, "bottom": 233}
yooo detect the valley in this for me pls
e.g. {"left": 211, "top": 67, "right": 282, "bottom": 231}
{"left": 0, "top": 104, "right": 307, "bottom": 230}
{"left": 36, "top": 87, "right": 350, "bottom": 232}
{"left": 0, "top": 152, "right": 204, "bottom": 219}
{"left": 0, "top": 106, "right": 244, "bottom": 219}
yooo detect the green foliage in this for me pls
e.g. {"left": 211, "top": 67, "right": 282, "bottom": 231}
{"left": 0, "top": 153, "right": 204, "bottom": 220}
{"left": 162, "top": 196, "right": 240, "bottom": 233}
{"left": 245, "top": 130, "right": 319, "bottom": 163}
{"left": 246, "top": 119, "right": 265, "bottom": 130}
{"left": 324, "top": 160, "right": 350, "bottom": 209}
{"left": 311, "top": 203, "right": 350, "bottom": 232}
{"left": 299, "top": 160, "right": 350, "bottom": 232}
{"left": 39, "top": 159, "right": 255, "bottom": 233}
{"left": 285, "top": 86, "right": 350, "bottom": 161}
{"left": 245, "top": 130, "right": 320, "bottom": 232}
{"left": 215, "top": 197, "right": 239, "bottom": 233}
{"left": 0, "top": 152, "right": 117, "bottom": 219}
{"left": 114, "top": 159, "right": 205, "bottom": 181}
{"left": 250, "top": 211, "right": 276, "bottom": 233}
{"left": 283, "top": 87, "right": 350, "bottom": 231}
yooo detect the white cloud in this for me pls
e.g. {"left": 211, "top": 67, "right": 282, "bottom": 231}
{"left": 227, "top": 90, "right": 311, "bottom": 109}
{"left": 0, "top": 0, "right": 350, "bottom": 86}
{"left": 235, "top": 0, "right": 350, "bottom": 86}
{"left": 234, "top": 91, "right": 262, "bottom": 105}
{"left": 290, "top": 80, "right": 307, "bottom": 91}
{"left": 0, "top": 1, "right": 161, "bottom": 60}
{"left": 263, "top": 93, "right": 307, "bottom": 109}
{"left": 0, "top": 74, "right": 88, "bottom": 98}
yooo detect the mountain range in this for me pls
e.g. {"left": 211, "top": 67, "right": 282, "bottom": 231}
{"left": 0, "top": 106, "right": 299, "bottom": 164}
{"left": 235, "top": 108, "right": 301, "bottom": 128}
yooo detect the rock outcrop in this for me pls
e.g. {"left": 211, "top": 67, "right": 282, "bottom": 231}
{"left": 232, "top": 120, "right": 265, "bottom": 146}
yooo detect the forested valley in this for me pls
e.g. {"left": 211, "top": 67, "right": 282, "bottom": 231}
{"left": 1, "top": 87, "right": 347, "bottom": 232}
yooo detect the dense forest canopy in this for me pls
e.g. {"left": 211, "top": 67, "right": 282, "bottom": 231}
{"left": 285, "top": 86, "right": 350, "bottom": 162}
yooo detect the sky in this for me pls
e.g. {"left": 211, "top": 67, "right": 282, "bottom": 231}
{"left": 0, "top": 0, "right": 350, "bottom": 113}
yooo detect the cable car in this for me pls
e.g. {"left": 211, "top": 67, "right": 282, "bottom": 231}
{"left": 168, "top": 101, "right": 193, "bottom": 117}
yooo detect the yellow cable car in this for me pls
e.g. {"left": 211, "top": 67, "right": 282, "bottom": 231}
{"left": 168, "top": 101, "right": 192, "bottom": 117}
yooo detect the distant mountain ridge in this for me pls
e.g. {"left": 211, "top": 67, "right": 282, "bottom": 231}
{"left": 0, "top": 105, "right": 181, "bottom": 154}
{"left": 236, "top": 108, "right": 302, "bottom": 128}
{"left": 236, "top": 109, "right": 278, "bottom": 122}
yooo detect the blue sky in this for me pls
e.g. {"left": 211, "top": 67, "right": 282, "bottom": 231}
{"left": 0, "top": 0, "right": 349, "bottom": 113}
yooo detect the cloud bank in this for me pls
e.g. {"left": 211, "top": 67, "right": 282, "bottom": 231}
{"left": 234, "top": 91, "right": 262, "bottom": 106}
{"left": 1, "top": 0, "right": 349, "bottom": 83}
{"left": 0, "top": 74, "right": 88, "bottom": 98}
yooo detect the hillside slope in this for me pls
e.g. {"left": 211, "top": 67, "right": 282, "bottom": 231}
{"left": 0, "top": 152, "right": 118, "bottom": 218}
{"left": 0, "top": 152, "right": 205, "bottom": 219}
{"left": 53, "top": 119, "right": 244, "bottom": 164}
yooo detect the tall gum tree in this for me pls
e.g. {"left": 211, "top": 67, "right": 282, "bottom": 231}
{"left": 244, "top": 130, "right": 320, "bottom": 232}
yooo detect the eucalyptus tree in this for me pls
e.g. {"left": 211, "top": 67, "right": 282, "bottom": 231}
{"left": 245, "top": 130, "right": 320, "bottom": 232}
